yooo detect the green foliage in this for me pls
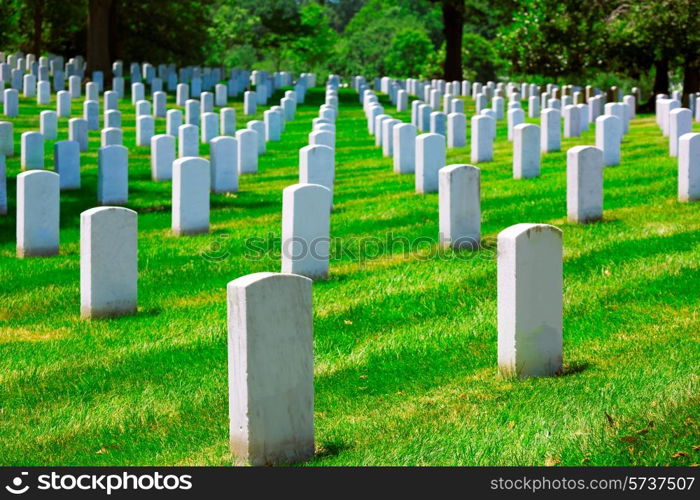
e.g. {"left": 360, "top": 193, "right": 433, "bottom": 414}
{"left": 383, "top": 27, "right": 432, "bottom": 78}
{"left": 0, "top": 0, "right": 697, "bottom": 89}
{"left": 461, "top": 32, "right": 505, "bottom": 82}
{"left": 0, "top": 0, "right": 22, "bottom": 50}
{"left": 283, "top": 2, "right": 338, "bottom": 75}
{"left": 325, "top": 0, "right": 367, "bottom": 33}
{"left": 330, "top": 0, "right": 440, "bottom": 78}
{"left": 116, "top": 0, "right": 214, "bottom": 66}
{"left": 605, "top": 0, "right": 700, "bottom": 71}
{"left": 497, "top": 0, "right": 609, "bottom": 78}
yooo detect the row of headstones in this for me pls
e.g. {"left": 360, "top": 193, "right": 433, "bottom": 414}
{"left": 225, "top": 219, "right": 564, "bottom": 465}
{"left": 0, "top": 68, "right": 310, "bottom": 119}
{"left": 361, "top": 83, "right": 697, "bottom": 226}
{"left": 6, "top": 73, "right": 338, "bottom": 268}
{"left": 7, "top": 76, "right": 340, "bottom": 311}
{"left": 654, "top": 94, "right": 700, "bottom": 201}
{"left": 224, "top": 80, "right": 700, "bottom": 465}
{"left": 0, "top": 65, "right": 310, "bottom": 212}
{"left": 361, "top": 85, "right": 630, "bottom": 187}
{"left": 355, "top": 75, "right": 644, "bottom": 114}
{"left": 1, "top": 51, "right": 311, "bottom": 101}
{"left": 282, "top": 78, "right": 342, "bottom": 279}
{"left": 4, "top": 83, "right": 308, "bottom": 249}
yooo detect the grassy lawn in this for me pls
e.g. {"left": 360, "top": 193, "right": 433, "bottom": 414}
{"left": 0, "top": 85, "right": 698, "bottom": 466}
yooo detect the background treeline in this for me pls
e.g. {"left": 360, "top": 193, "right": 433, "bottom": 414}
{"left": 1, "top": 0, "right": 698, "bottom": 104}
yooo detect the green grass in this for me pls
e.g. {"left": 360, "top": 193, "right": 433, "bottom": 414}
{"left": 0, "top": 85, "right": 699, "bottom": 466}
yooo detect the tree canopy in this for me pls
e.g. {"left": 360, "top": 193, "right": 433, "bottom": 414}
{"left": 0, "top": 0, "right": 697, "bottom": 99}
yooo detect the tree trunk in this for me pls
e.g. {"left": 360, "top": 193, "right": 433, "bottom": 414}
{"left": 682, "top": 54, "right": 700, "bottom": 108}
{"left": 109, "top": 0, "right": 123, "bottom": 64}
{"left": 32, "top": 0, "right": 44, "bottom": 56}
{"left": 642, "top": 58, "right": 669, "bottom": 112}
{"left": 86, "top": 0, "right": 113, "bottom": 77}
{"left": 442, "top": 0, "right": 464, "bottom": 81}
{"left": 652, "top": 58, "right": 669, "bottom": 97}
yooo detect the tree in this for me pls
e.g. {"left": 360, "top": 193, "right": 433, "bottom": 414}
{"left": 86, "top": 0, "right": 112, "bottom": 76}
{"left": 462, "top": 32, "right": 504, "bottom": 81}
{"left": 286, "top": 2, "right": 337, "bottom": 74}
{"left": 497, "top": 0, "right": 611, "bottom": 79}
{"left": 607, "top": 0, "right": 700, "bottom": 107}
{"left": 331, "top": 0, "right": 440, "bottom": 78}
{"left": 384, "top": 27, "right": 433, "bottom": 78}
{"left": 440, "top": 0, "right": 464, "bottom": 80}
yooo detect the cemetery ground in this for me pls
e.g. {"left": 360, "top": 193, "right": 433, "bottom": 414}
{"left": 0, "top": 87, "right": 699, "bottom": 467}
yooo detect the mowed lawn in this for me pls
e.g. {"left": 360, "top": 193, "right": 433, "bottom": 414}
{"left": 0, "top": 85, "right": 698, "bottom": 466}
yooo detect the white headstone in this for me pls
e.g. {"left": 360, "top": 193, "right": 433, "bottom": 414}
{"left": 131, "top": 82, "right": 145, "bottom": 105}
{"left": 101, "top": 127, "right": 123, "bottom": 146}
{"left": 281, "top": 183, "right": 331, "bottom": 279}
{"left": 439, "top": 164, "right": 480, "bottom": 249}
{"left": 447, "top": 112, "right": 466, "bottom": 148}
{"left": 396, "top": 89, "right": 408, "bottom": 112}
{"left": 98, "top": 145, "right": 128, "bottom": 204}
{"left": 227, "top": 272, "right": 315, "bottom": 466}
{"left": 153, "top": 91, "right": 167, "bottom": 118}
{"left": 244, "top": 91, "right": 256, "bottom": 115}
{"left": 201, "top": 112, "right": 219, "bottom": 144}
{"left": 104, "top": 90, "right": 118, "bottom": 111}
{"left": 0, "top": 121, "right": 14, "bottom": 157}
{"left": 176, "top": 83, "right": 189, "bottom": 106}
{"left": 507, "top": 108, "right": 525, "bottom": 141}
{"left": 567, "top": 145, "right": 603, "bottom": 223}
{"left": 595, "top": 115, "right": 621, "bottom": 166}
{"left": 471, "top": 115, "right": 494, "bottom": 163}
{"left": 415, "top": 133, "right": 445, "bottom": 193}
{"left": 185, "top": 99, "right": 200, "bottom": 126}
{"left": 16, "top": 170, "right": 60, "bottom": 257}
{"left": 430, "top": 111, "right": 447, "bottom": 136}
{"left": 166, "top": 109, "right": 182, "bottom": 136}
{"left": 393, "top": 123, "right": 416, "bottom": 174}
{"left": 178, "top": 124, "right": 199, "bottom": 158}
{"left": 264, "top": 109, "right": 281, "bottom": 141}
{"left": 210, "top": 136, "right": 238, "bottom": 193}
{"left": 309, "top": 130, "right": 335, "bottom": 150}
{"left": 37, "top": 80, "right": 50, "bottom": 105}
{"left": 563, "top": 104, "right": 581, "bottom": 138}
{"left": 172, "top": 157, "right": 210, "bottom": 235}
{"left": 151, "top": 134, "right": 175, "bottom": 181}
{"left": 215, "top": 83, "right": 227, "bottom": 107}
{"left": 247, "top": 120, "right": 265, "bottom": 154}
{"left": 136, "top": 115, "right": 154, "bottom": 147}
{"left": 513, "top": 123, "right": 540, "bottom": 179}
{"left": 236, "top": 129, "right": 258, "bottom": 174}
{"left": 221, "top": 108, "right": 236, "bottom": 136}
{"left": 678, "top": 132, "right": 700, "bottom": 202}
{"left": 80, "top": 207, "right": 138, "bottom": 318}
{"left": 382, "top": 118, "right": 399, "bottom": 157}
{"left": 21, "top": 131, "right": 44, "bottom": 170}
{"left": 498, "top": 223, "right": 563, "bottom": 378}
{"left": 54, "top": 140, "right": 80, "bottom": 189}
{"left": 56, "top": 90, "right": 70, "bottom": 118}
{"left": 528, "top": 95, "right": 540, "bottom": 118}
{"left": 540, "top": 108, "right": 561, "bottom": 153}
{"left": 39, "top": 110, "right": 58, "bottom": 140}
{"left": 669, "top": 108, "right": 692, "bottom": 157}
{"left": 299, "top": 145, "right": 334, "bottom": 205}
{"left": 69, "top": 118, "right": 88, "bottom": 151}
{"left": 3, "top": 88, "right": 19, "bottom": 117}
